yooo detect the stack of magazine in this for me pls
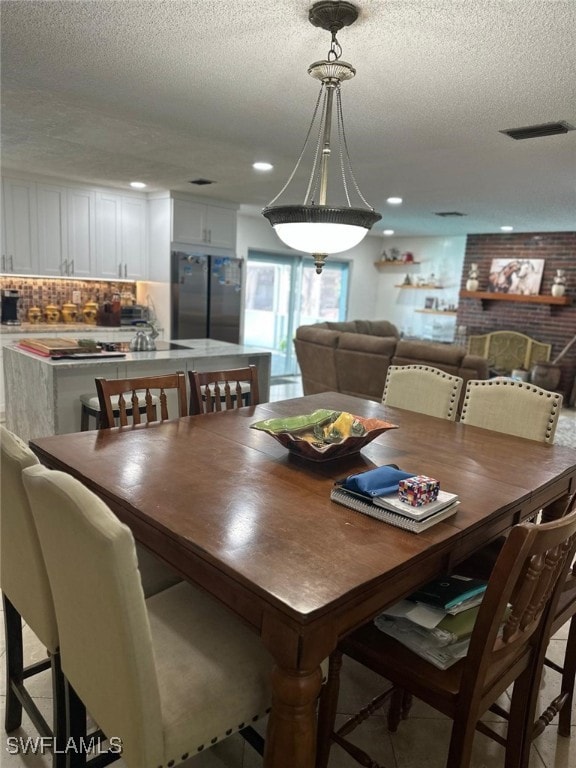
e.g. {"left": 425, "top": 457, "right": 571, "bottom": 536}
{"left": 374, "top": 575, "right": 488, "bottom": 669}
{"left": 330, "top": 486, "right": 460, "bottom": 533}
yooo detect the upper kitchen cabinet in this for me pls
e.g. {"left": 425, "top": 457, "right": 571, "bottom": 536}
{"left": 37, "top": 184, "right": 96, "bottom": 277}
{"left": 172, "top": 196, "right": 237, "bottom": 249}
{"left": 37, "top": 183, "right": 69, "bottom": 276}
{"left": 67, "top": 187, "right": 96, "bottom": 277}
{"left": 1, "top": 177, "right": 39, "bottom": 274}
{"left": 95, "top": 192, "right": 147, "bottom": 280}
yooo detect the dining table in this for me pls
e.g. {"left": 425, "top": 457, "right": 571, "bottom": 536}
{"left": 29, "top": 392, "right": 576, "bottom": 768}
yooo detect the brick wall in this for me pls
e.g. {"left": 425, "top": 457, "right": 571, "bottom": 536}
{"left": 458, "top": 232, "right": 576, "bottom": 398}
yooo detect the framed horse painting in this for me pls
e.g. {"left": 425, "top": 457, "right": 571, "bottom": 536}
{"left": 487, "top": 258, "right": 545, "bottom": 295}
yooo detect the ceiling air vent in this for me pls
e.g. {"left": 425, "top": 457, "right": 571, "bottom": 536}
{"left": 189, "top": 178, "right": 215, "bottom": 185}
{"left": 434, "top": 211, "right": 467, "bottom": 217}
{"left": 499, "top": 121, "right": 575, "bottom": 140}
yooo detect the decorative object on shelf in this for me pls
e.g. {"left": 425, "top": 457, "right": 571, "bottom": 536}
{"left": 44, "top": 304, "right": 60, "bottom": 324}
{"left": 487, "top": 257, "right": 545, "bottom": 295}
{"left": 27, "top": 306, "right": 41, "bottom": 324}
{"left": 402, "top": 273, "right": 412, "bottom": 286}
{"left": 82, "top": 301, "right": 98, "bottom": 325}
{"left": 402, "top": 252, "right": 415, "bottom": 263}
{"left": 424, "top": 296, "right": 435, "bottom": 309}
{"left": 61, "top": 303, "right": 78, "bottom": 324}
{"left": 466, "top": 263, "right": 479, "bottom": 291}
{"left": 261, "top": 1, "right": 381, "bottom": 274}
{"left": 551, "top": 269, "right": 567, "bottom": 297}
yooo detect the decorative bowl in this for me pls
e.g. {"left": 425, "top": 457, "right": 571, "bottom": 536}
{"left": 250, "top": 409, "right": 398, "bottom": 462}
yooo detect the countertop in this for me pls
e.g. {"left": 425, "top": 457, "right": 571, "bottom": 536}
{"left": 4, "top": 337, "right": 271, "bottom": 368}
{"left": 1, "top": 323, "right": 138, "bottom": 335}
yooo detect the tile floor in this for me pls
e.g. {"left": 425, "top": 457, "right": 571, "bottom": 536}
{"left": 1, "top": 377, "right": 574, "bottom": 767}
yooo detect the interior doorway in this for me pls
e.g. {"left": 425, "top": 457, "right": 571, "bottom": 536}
{"left": 244, "top": 251, "right": 349, "bottom": 377}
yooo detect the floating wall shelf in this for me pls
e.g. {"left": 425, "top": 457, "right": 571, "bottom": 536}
{"left": 459, "top": 290, "right": 571, "bottom": 309}
{"left": 395, "top": 285, "right": 444, "bottom": 290}
{"left": 415, "top": 309, "right": 458, "bottom": 316}
{"left": 374, "top": 260, "right": 421, "bottom": 270}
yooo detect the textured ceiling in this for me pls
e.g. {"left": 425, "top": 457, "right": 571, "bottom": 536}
{"left": 1, "top": 0, "right": 575, "bottom": 236}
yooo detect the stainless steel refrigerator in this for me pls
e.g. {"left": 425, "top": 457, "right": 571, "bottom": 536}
{"left": 171, "top": 249, "right": 243, "bottom": 343}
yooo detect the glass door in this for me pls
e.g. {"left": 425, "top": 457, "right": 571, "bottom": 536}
{"left": 244, "top": 251, "right": 349, "bottom": 376}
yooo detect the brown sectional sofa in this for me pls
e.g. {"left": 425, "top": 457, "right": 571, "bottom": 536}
{"left": 294, "top": 320, "right": 489, "bottom": 405}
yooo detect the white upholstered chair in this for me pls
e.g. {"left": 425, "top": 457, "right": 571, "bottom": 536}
{"left": 459, "top": 378, "right": 563, "bottom": 442}
{"left": 0, "top": 426, "right": 65, "bottom": 767}
{"left": 382, "top": 365, "right": 463, "bottom": 421}
{"left": 23, "top": 464, "right": 275, "bottom": 768}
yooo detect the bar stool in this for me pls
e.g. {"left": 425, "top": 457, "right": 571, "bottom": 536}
{"left": 79, "top": 391, "right": 160, "bottom": 430}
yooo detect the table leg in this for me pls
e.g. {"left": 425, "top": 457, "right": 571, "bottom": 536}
{"left": 263, "top": 664, "right": 324, "bottom": 768}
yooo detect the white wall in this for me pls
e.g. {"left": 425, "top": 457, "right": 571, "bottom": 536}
{"left": 375, "top": 236, "right": 466, "bottom": 340}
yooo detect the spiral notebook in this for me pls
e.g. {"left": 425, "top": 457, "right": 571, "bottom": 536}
{"left": 330, "top": 487, "right": 459, "bottom": 533}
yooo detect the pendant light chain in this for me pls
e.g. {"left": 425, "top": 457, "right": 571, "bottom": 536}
{"left": 266, "top": 87, "right": 324, "bottom": 208}
{"left": 336, "top": 86, "right": 352, "bottom": 207}
{"left": 305, "top": 85, "right": 330, "bottom": 206}
{"left": 336, "top": 87, "right": 374, "bottom": 210}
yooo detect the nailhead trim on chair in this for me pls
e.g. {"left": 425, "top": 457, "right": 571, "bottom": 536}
{"left": 460, "top": 379, "right": 562, "bottom": 442}
{"left": 157, "top": 710, "right": 268, "bottom": 767}
{"left": 382, "top": 364, "right": 462, "bottom": 420}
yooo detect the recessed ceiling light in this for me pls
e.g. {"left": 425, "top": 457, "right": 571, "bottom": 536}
{"left": 500, "top": 225, "right": 514, "bottom": 232}
{"left": 130, "top": 181, "right": 147, "bottom": 189}
{"left": 253, "top": 162, "right": 273, "bottom": 171}
{"left": 383, "top": 229, "right": 395, "bottom": 236}
{"left": 386, "top": 197, "right": 403, "bottom": 205}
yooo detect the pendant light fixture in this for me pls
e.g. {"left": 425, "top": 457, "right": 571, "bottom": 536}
{"left": 262, "top": 1, "right": 381, "bottom": 274}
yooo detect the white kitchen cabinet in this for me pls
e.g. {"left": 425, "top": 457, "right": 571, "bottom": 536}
{"left": 171, "top": 197, "right": 237, "bottom": 249}
{"left": 1, "top": 178, "right": 39, "bottom": 274}
{"left": 67, "top": 187, "right": 96, "bottom": 277}
{"left": 37, "top": 183, "right": 69, "bottom": 276}
{"left": 148, "top": 197, "right": 171, "bottom": 283}
{"left": 121, "top": 197, "right": 147, "bottom": 279}
{"left": 96, "top": 192, "right": 147, "bottom": 279}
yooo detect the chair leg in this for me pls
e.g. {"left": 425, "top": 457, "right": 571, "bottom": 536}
{"left": 51, "top": 651, "right": 67, "bottom": 768}
{"left": 316, "top": 651, "right": 343, "bottom": 768}
{"left": 65, "top": 678, "right": 88, "bottom": 768}
{"left": 445, "top": 709, "right": 481, "bottom": 768}
{"left": 80, "top": 406, "right": 89, "bottom": 431}
{"left": 558, "top": 615, "right": 576, "bottom": 737}
{"left": 387, "top": 687, "right": 413, "bottom": 732}
{"left": 506, "top": 664, "right": 537, "bottom": 768}
{"left": 3, "top": 594, "right": 24, "bottom": 731}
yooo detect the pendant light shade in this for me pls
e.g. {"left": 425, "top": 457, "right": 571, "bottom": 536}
{"left": 262, "top": 1, "right": 381, "bottom": 273}
{"left": 263, "top": 205, "right": 381, "bottom": 253}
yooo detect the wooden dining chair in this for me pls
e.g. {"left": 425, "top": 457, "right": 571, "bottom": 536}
{"left": 316, "top": 509, "right": 576, "bottom": 768}
{"left": 459, "top": 378, "right": 563, "bottom": 443}
{"left": 188, "top": 365, "right": 260, "bottom": 414}
{"left": 22, "top": 464, "right": 274, "bottom": 768}
{"left": 0, "top": 426, "right": 65, "bottom": 768}
{"left": 382, "top": 365, "right": 463, "bottom": 421}
{"left": 95, "top": 371, "right": 188, "bottom": 428}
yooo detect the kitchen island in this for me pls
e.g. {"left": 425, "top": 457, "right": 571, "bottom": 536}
{"left": 3, "top": 338, "right": 271, "bottom": 443}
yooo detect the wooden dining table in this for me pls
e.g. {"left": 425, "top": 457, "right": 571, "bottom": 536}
{"left": 29, "top": 392, "right": 576, "bottom": 768}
